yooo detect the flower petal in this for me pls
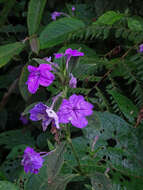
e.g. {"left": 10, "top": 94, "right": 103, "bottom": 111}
{"left": 28, "top": 65, "right": 38, "bottom": 72}
{"left": 71, "top": 112, "right": 88, "bottom": 128}
{"left": 39, "top": 71, "right": 55, "bottom": 87}
{"left": 42, "top": 118, "right": 52, "bottom": 131}
{"left": 29, "top": 103, "right": 48, "bottom": 121}
{"left": 27, "top": 74, "right": 39, "bottom": 94}
{"left": 39, "top": 63, "right": 52, "bottom": 71}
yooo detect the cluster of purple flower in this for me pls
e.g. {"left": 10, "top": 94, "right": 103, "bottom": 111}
{"left": 21, "top": 48, "right": 93, "bottom": 174}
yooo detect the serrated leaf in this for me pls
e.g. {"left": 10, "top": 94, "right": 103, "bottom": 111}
{"left": 27, "top": 0, "right": 47, "bottom": 36}
{"left": 0, "top": 181, "right": 19, "bottom": 190}
{"left": 128, "top": 18, "right": 143, "bottom": 32}
{"left": 0, "top": 42, "right": 24, "bottom": 68}
{"left": 108, "top": 89, "right": 138, "bottom": 122}
{"left": 39, "top": 18, "right": 85, "bottom": 49}
{"left": 94, "top": 11, "right": 124, "bottom": 25}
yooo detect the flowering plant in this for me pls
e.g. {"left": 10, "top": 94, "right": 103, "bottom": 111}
{"left": 1, "top": 1, "right": 143, "bottom": 189}
{"left": 21, "top": 48, "right": 94, "bottom": 174}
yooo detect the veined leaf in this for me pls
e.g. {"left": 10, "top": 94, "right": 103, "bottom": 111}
{"left": 94, "top": 11, "right": 124, "bottom": 25}
{"left": 108, "top": 89, "right": 138, "bottom": 122}
{"left": 0, "top": 42, "right": 25, "bottom": 68}
{"left": 83, "top": 112, "right": 143, "bottom": 189}
{"left": 27, "top": 0, "right": 47, "bottom": 36}
{"left": 128, "top": 18, "right": 143, "bottom": 32}
{"left": 39, "top": 18, "right": 85, "bottom": 49}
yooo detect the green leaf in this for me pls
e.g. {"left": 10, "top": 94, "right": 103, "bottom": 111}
{"left": 94, "top": 11, "right": 124, "bottom": 25}
{"left": 0, "top": 42, "right": 25, "bottom": 68}
{"left": 19, "top": 64, "right": 32, "bottom": 101}
{"left": 83, "top": 112, "right": 143, "bottom": 189}
{"left": 108, "top": 89, "right": 138, "bottom": 122}
{"left": 27, "top": 0, "right": 47, "bottom": 36}
{"left": 39, "top": 18, "right": 85, "bottom": 49}
{"left": 0, "top": 145, "right": 27, "bottom": 181}
{"left": 0, "top": 129, "right": 35, "bottom": 149}
{"left": 0, "top": 181, "right": 19, "bottom": 190}
{"left": 43, "top": 174, "right": 76, "bottom": 190}
{"left": 128, "top": 18, "right": 143, "bottom": 32}
{"left": 91, "top": 172, "right": 113, "bottom": 190}
{"left": 25, "top": 143, "right": 68, "bottom": 190}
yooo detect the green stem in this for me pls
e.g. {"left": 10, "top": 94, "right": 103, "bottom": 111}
{"left": 65, "top": 125, "right": 83, "bottom": 174}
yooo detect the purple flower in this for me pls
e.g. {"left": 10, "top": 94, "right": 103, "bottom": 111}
{"left": 72, "top": 6, "right": 75, "bottom": 11}
{"left": 51, "top": 11, "right": 61, "bottom": 20}
{"left": 54, "top": 48, "right": 84, "bottom": 70}
{"left": 54, "top": 53, "right": 64, "bottom": 59}
{"left": 57, "top": 94, "right": 93, "bottom": 128}
{"left": 21, "top": 147, "right": 44, "bottom": 174}
{"left": 139, "top": 44, "right": 143, "bottom": 53}
{"left": 44, "top": 56, "right": 52, "bottom": 62}
{"left": 54, "top": 48, "right": 84, "bottom": 59}
{"left": 26, "top": 64, "right": 55, "bottom": 94}
{"left": 69, "top": 73, "right": 77, "bottom": 88}
{"left": 29, "top": 103, "right": 60, "bottom": 131}
{"left": 65, "top": 48, "right": 84, "bottom": 57}
{"left": 20, "top": 115, "right": 28, "bottom": 125}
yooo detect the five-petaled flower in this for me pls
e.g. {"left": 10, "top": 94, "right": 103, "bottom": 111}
{"left": 57, "top": 94, "right": 93, "bottom": 128}
{"left": 26, "top": 64, "right": 55, "bottom": 94}
{"left": 21, "top": 147, "right": 44, "bottom": 174}
{"left": 29, "top": 102, "right": 60, "bottom": 131}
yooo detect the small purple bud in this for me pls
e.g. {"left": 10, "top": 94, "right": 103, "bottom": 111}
{"left": 69, "top": 73, "right": 77, "bottom": 88}
{"left": 54, "top": 53, "right": 63, "bottom": 59}
{"left": 44, "top": 56, "right": 51, "bottom": 62}
{"left": 72, "top": 6, "right": 75, "bottom": 11}
{"left": 51, "top": 11, "right": 61, "bottom": 20}
{"left": 20, "top": 115, "right": 28, "bottom": 125}
{"left": 139, "top": 44, "right": 143, "bottom": 53}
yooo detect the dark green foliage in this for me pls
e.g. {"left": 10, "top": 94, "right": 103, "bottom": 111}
{"left": 1, "top": 1, "right": 143, "bottom": 190}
